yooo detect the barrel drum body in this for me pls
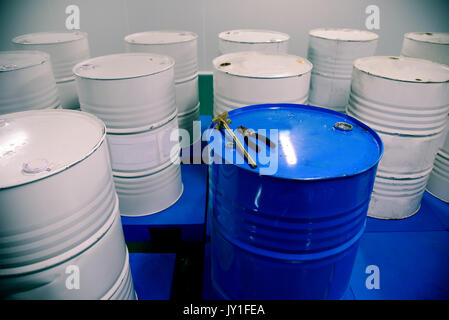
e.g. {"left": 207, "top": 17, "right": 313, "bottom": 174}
{"left": 125, "top": 31, "right": 200, "bottom": 146}
{"left": 399, "top": 32, "right": 449, "bottom": 203}
{"left": 208, "top": 104, "right": 383, "bottom": 299}
{"left": 0, "top": 51, "right": 60, "bottom": 115}
{"left": 218, "top": 29, "right": 289, "bottom": 54}
{"left": 347, "top": 56, "right": 449, "bottom": 219}
{"left": 401, "top": 32, "right": 449, "bottom": 66}
{"left": 13, "top": 32, "right": 90, "bottom": 110}
{"left": 213, "top": 51, "right": 312, "bottom": 116}
{"left": 427, "top": 118, "right": 449, "bottom": 202}
{"left": 0, "top": 110, "right": 135, "bottom": 299}
{"left": 307, "top": 28, "right": 378, "bottom": 113}
{"left": 74, "top": 53, "right": 183, "bottom": 216}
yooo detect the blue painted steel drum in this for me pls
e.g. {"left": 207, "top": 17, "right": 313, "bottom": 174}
{"left": 208, "top": 103, "right": 383, "bottom": 299}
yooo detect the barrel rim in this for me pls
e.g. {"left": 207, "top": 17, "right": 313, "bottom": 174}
{"left": 12, "top": 31, "right": 88, "bottom": 46}
{"left": 0, "top": 109, "right": 107, "bottom": 190}
{"left": 124, "top": 30, "right": 199, "bottom": 45}
{"left": 404, "top": 32, "right": 449, "bottom": 45}
{"left": 354, "top": 55, "right": 449, "bottom": 83}
{"left": 73, "top": 52, "right": 175, "bottom": 80}
{"left": 213, "top": 51, "right": 313, "bottom": 79}
{"left": 308, "top": 28, "right": 379, "bottom": 42}
{"left": 218, "top": 29, "right": 290, "bottom": 44}
{"left": 0, "top": 50, "right": 50, "bottom": 72}
{"left": 208, "top": 103, "right": 384, "bottom": 181}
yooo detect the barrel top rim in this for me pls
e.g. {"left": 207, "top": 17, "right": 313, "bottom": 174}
{"left": 309, "top": 28, "right": 379, "bottom": 42}
{"left": 0, "top": 50, "right": 49, "bottom": 72}
{"left": 354, "top": 56, "right": 449, "bottom": 83}
{"left": 124, "top": 30, "right": 198, "bottom": 45}
{"left": 0, "top": 109, "right": 106, "bottom": 189}
{"left": 73, "top": 52, "right": 175, "bottom": 80}
{"left": 404, "top": 32, "right": 449, "bottom": 45}
{"left": 208, "top": 103, "right": 383, "bottom": 180}
{"left": 12, "top": 31, "right": 88, "bottom": 45}
{"left": 218, "top": 29, "right": 290, "bottom": 43}
{"left": 213, "top": 51, "right": 312, "bottom": 79}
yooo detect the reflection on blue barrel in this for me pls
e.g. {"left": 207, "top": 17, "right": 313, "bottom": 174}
{"left": 208, "top": 103, "right": 383, "bottom": 299}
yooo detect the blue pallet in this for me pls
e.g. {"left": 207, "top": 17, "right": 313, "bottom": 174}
{"left": 129, "top": 253, "right": 176, "bottom": 300}
{"left": 121, "top": 164, "right": 207, "bottom": 242}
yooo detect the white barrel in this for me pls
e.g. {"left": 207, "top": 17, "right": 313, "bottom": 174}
{"left": 426, "top": 117, "right": 449, "bottom": 202}
{"left": 401, "top": 32, "right": 449, "bottom": 66}
{"left": 124, "top": 31, "right": 199, "bottom": 145}
{"left": 307, "top": 28, "right": 378, "bottom": 112}
{"left": 0, "top": 109, "right": 135, "bottom": 299}
{"left": 12, "top": 32, "right": 90, "bottom": 110}
{"left": 218, "top": 29, "right": 289, "bottom": 54}
{"left": 74, "top": 53, "right": 183, "bottom": 216}
{"left": 213, "top": 51, "right": 312, "bottom": 116}
{"left": 0, "top": 51, "right": 60, "bottom": 115}
{"left": 347, "top": 56, "right": 449, "bottom": 219}
{"left": 400, "top": 32, "right": 449, "bottom": 203}
{"left": 74, "top": 53, "right": 176, "bottom": 133}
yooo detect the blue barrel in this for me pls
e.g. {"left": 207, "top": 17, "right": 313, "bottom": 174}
{"left": 208, "top": 103, "right": 383, "bottom": 299}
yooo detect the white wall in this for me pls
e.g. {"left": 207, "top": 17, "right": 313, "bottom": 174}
{"left": 1, "top": 0, "right": 448, "bottom": 72}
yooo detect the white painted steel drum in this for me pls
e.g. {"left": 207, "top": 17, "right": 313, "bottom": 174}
{"left": 74, "top": 53, "right": 176, "bottom": 133}
{"left": 125, "top": 31, "right": 199, "bottom": 145}
{"left": 74, "top": 53, "right": 183, "bottom": 216}
{"left": 427, "top": 117, "right": 449, "bottom": 202}
{"left": 347, "top": 56, "right": 449, "bottom": 219}
{"left": 0, "top": 109, "right": 135, "bottom": 299}
{"left": 218, "top": 29, "right": 289, "bottom": 54}
{"left": 400, "top": 32, "right": 449, "bottom": 203}
{"left": 0, "top": 51, "right": 60, "bottom": 115}
{"left": 213, "top": 51, "right": 312, "bottom": 116}
{"left": 401, "top": 32, "right": 449, "bottom": 66}
{"left": 12, "top": 32, "right": 90, "bottom": 110}
{"left": 307, "top": 28, "right": 378, "bottom": 113}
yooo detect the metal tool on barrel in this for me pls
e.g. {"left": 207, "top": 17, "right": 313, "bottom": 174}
{"left": 212, "top": 112, "right": 276, "bottom": 169}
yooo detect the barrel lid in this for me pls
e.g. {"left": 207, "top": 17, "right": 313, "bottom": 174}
{"left": 404, "top": 32, "right": 449, "bottom": 45}
{"left": 213, "top": 51, "right": 312, "bottom": 78}
{"left": 73, "top": 53, "right": 174, "bottom": 80}
{"left": 309, "top": 28, "right": 378, "bottom": 41}
{"left": 125, "top": 30, "right": 198, "bottom": 45}
{"left": 218, "top": 29, "right": 290, "bottom": 43}
{"left": 0, "top": 110, "right": 106, "bottom": 189}
{"left": 12, "top": 31, "right": 87, "bottom": 45}
{"left": 210, "top": 104, "right": 383, "bottom": 180}
{"left": 0, "top": 50, "right": 48, "bottom": 72}
{"left": 354, "top": 56, "right": 449, "bottom": 83}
